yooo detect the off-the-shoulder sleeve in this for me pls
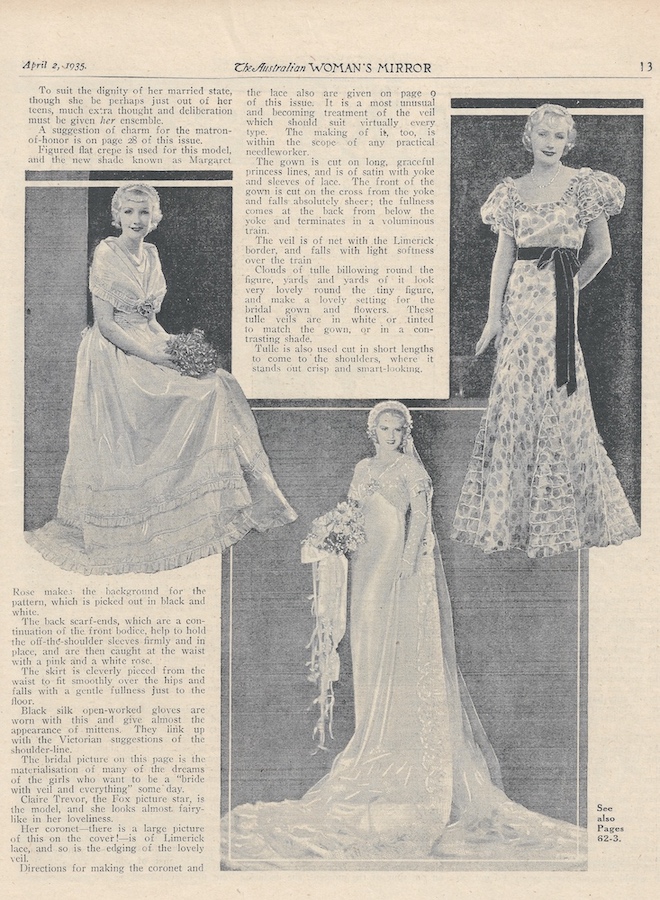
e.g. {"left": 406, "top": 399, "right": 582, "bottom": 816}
{"left": 481, "top": 180, "right": 515, "bottom": 237}
{"left": 143, "top": 243, "right": 167, "bottom": 308}
{"left": 145, "top": 241, "right": 164, "bottom": 274}
{"left": 89, "top": 241, "right": 138, "bottom": 312}
{"left": 402, "top": 457, "right": 432, "bottom": 503}
{"left": 576, "top": 169, "right": 626, "bottom": 226}
{"left": 89, "top": 241, "right": 113, "bottom": 299}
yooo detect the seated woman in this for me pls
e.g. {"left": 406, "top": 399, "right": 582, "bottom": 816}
{"left": 26, "top": 183, "right": 296, "bottom": 575}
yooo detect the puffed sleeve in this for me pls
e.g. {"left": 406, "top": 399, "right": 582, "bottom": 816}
{"left": 576, "top": 169, "right": 626, "bottom": 226}
{"left": 481, "top": 180, "right": 515, "bottom": 237}
{"left": 402, "top": 457, "right": 432, "bottom": 504}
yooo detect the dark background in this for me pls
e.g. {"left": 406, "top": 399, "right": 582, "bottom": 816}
{"left": 450, "top": 112, "right": 643, "bottom": 520}
{"left": 25, "top": 182, "right": 232, "bottom": 529}
{"left": 224, "top": 407, "right": 587, "bottom": 828}
{"left": 86, "top": 185, "right": 232, "bottom": 365}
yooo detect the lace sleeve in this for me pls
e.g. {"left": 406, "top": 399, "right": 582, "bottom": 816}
{"left": 481, "top": 180, "right": 515, "bottom": 237}
{"left": 348, "top": 459, "right": 369, "bottom": 501}
{"left": 402, "top": 457, "right": 432, "bottom": 504}
{"left": 577, "top": 168, "right": 626, "bottom": 226}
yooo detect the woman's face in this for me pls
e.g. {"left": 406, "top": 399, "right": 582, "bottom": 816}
{"left": 530, "top": 115, "right": 570, "bottom": 165}
{"left": 118, "top": 193, "right": 153, "bottom": 238}
{"left": 373, "top": 412, "right": 406, "bottom": 451}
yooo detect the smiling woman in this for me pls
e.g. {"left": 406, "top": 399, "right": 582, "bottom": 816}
{"left": 223, "top": 401, "right": 586, "bottom": 866}
{"left": 25, "top": 183, "right": 297, "bottom": 575}
{"left": 451, "top": 104, "right": 640, "bottom": 557}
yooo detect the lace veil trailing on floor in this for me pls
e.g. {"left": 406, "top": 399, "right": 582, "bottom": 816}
{"left": 222, "top": 403, "right": 585, "bottom": 868}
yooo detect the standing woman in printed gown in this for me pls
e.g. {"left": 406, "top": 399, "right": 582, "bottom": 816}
{"left": 26, "top": 183, "right": 296, "bottom": 575}
{"left": 452, "top": 104, "right": 640, "bottom": 557}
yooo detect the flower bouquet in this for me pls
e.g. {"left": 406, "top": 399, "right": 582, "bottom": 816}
{"left": 302, "top": 499, "right": 366, "bottom": 558}
{"left": 165, "top": 328, "right": 219, "bottom": 377}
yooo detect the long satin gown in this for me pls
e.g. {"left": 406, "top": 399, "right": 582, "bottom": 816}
{"left": 223, "top": 453, "right": 585, "bottom": 866}
{"left": 26, "top": 237, "right": 296, "bottom": 575}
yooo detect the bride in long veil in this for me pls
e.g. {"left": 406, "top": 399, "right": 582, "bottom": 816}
{"left": 223, "top": 402, "right": 585, "bottom": 866}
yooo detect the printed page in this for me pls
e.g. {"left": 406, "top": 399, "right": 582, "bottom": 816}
{"left": 1, "top": 1, "right": 657, "bottom": 898}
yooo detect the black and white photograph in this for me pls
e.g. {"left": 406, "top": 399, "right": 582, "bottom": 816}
{"left": 24, "top": 176, "right": 297, "bottom": 575}
{"left": 220, "top": 101, "right": 642, "bottom": 871}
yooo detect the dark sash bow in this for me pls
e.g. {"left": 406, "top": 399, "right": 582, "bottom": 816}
{"left": 517, "top": 246, "right": 581, "bottom": 396}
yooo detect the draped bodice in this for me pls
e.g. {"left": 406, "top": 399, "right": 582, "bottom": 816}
{"left": 89, "top": 237, "right": 167, "bottom": 320}
{"left": 348, "top": 454, "right": 431, "bottom": 515}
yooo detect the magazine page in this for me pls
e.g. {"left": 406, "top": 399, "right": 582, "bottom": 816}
{"left": 1, "top": 1, "right": 657, "bottom": 897}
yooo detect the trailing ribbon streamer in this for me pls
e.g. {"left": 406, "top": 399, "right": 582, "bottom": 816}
{"left": 302, "top": 544, "right": 348, "bottom": 750}
{"left": 517, "top": 246, "right": 581, "bottom": 396}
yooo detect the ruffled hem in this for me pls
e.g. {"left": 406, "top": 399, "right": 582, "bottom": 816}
{"left": 57, "top": 467, "right": 250, "bottom": 528}
{"left": 25, "top": 502, "right": 296, "bottom": 576}
{"left": 26, "top": 524, "right": 230, "bottom": 576}
{"left": 58, "top": 470, "right": 251, "bottom": 529}
{"left": 451, "top": 527, "right": 638, "bottom": 559}
{"left": 452, "top": 504, "right": 639, "bottom": 558}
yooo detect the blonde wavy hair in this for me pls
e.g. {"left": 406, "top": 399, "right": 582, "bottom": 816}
{"left": 111, "top": 183, "right": 163, "bottom": 233}
{"left": 522, "top": 104, "right": 576, "bottom": 154}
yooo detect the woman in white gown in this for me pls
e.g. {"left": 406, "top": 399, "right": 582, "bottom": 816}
{"left": 26, "top": 183, "right": 296, "bottom": 575}
{"left": 224, "top": 402, "right": 585, "bottom": 866}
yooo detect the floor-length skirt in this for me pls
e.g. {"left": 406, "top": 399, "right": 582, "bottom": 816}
{"left": 222, "top": 489, "right": 585, "bottom": 866}
{"left": 452, "top": 260, "right": 640, "bottom": 557}
{"left": 26, "top": 323, "right": 296, "bottom": 574}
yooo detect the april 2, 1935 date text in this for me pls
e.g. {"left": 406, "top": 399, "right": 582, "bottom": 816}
{"left": 22, "top": 60, "right": 86, "bottom": 71}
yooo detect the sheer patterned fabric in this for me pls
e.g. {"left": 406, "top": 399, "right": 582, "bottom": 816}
{"left": 452, "top": 169, "right": 639, "bottom": 556}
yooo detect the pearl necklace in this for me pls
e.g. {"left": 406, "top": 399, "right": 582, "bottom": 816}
{"left": 530, "top": 164, "right": 562, "bottom": 189}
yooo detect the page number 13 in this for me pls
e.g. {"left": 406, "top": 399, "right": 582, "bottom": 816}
{"left": 641, "top": 61, "right": 653, "bottom": 71}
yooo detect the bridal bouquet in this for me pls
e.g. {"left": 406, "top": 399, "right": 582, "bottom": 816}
{"left": 302, "top": 499, "right": 366, "bottom": 557}
{"left": 303, "top": 500, "right": 364, "bottom": 749}
{"left": 165, "top": 329, "right": 219, "bottom": 377}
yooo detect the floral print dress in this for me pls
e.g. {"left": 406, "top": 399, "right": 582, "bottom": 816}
{"left": 452, "top": 168, "right": 640, "bottom": 557}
